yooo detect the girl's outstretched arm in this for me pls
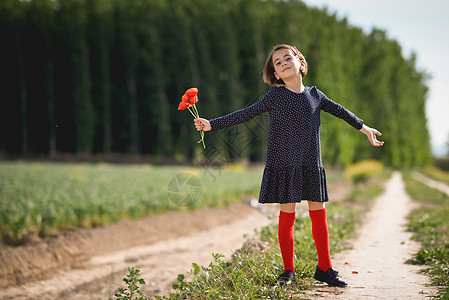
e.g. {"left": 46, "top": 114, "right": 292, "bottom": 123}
{"left": 194, "top": 118, "right": 211, "bottom": 132}
{"left": 360, "top": 124, "right": 384, "bottom": 147}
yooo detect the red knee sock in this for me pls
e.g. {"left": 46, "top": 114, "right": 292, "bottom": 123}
{"left": 278, "top": 211, "right": 296, "bottom": 273}
{"left": 309, "top": 208, "right": 332, "bottom": 271}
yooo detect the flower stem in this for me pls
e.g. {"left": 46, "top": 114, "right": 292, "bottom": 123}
{"left": 198, "top": 130, "right": 205, "bottom": 149}
{"left": 192, "top": 103, "right": 199, "bottom": 117}
{"left": 188, "top": 105, "right": 206, "bottom": 149}
{"left": 187, "top": 107, "right": 197, "bottom": 119}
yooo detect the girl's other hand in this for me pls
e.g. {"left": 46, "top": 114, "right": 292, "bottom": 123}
{"left": 194, "top": 118, "right": 211, "bottom": 131}
{"left": 360, "top": 124, "right": 384, "bottom": 147}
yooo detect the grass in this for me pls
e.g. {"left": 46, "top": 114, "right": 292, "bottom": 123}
{"left": 403, "top": 171, "right": 449, "bottom": 299}
{"left": 0, "top": 161, "right": 264, "bottom": 244}
{"left": 144, "top": 171, "right": 389, "bottom": 299}
{"left": 423, "top": 166, "right": 449, "bottom": 186}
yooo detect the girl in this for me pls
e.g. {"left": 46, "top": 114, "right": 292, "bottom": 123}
{"left": 194, "top": 44, "right": 384, "bottom": 287}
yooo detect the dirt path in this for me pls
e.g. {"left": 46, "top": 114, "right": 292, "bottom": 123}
{"left": 3, "top": 214, "right": 273, "bottom": 300}
{"left": 413, "top": 171, "right": 449, "bottom": 195}
{"left": 0, "top": 203, "right": 273, "bottom": 300}
{"left": 307, "top": 172, "right": 437, "bottom": 299}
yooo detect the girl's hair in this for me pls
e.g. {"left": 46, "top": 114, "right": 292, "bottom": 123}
{"left": 263, "top": 44, "right": 308, "bottom": 85}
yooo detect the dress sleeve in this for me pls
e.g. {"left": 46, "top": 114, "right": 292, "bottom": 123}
{"left": 315, "top": 87, "right": 364, "bottom": 130}
{"left": 209, "top": 89, "right": 273, "bottom": 132}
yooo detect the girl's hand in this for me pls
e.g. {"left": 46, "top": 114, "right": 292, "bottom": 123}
{"left": 360, "top": 124, "right": 384, "bottom": 147}
{"left": 194, "top": 118, "right": 211, "bottom": 131}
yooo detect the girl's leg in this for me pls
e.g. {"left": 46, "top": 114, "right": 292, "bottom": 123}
{"left": 280, "top": 203, "right": 296, "bottom": 213}
{"left": 308, "top": 201, "right": 347, "bottom": 287}
{"left": 307, "top": 201, "right": 332, "bottom": 271}
{"left": 278, "top": 203, "right": 296, "bottom": 273}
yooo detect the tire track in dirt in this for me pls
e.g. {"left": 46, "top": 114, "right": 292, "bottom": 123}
{"left": 307, "top": 172, "right": 437, "bottom": 299}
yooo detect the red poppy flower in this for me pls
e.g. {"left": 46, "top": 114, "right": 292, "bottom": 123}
{"left": 185, "top": 88, "right": 198, "bottom": 98}
{"left": 178, "top": 87, "right": 205, "bottom": 149}
{"left": 181, "top": 94, "right": 191, "bottom": 104}
{"left": 178, "top": 102, "right": 189, "bottom": 110}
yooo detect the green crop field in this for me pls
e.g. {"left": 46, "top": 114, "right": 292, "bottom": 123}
{"left": 0, "top": 162, "right": 264, "bottom": 244}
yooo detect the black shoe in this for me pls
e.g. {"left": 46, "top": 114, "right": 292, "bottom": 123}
{"left": 277, "top": 270, "right": 296, "bottom": 286}
{"left": 313, "top": 266, "right": 347, "bottom": 287}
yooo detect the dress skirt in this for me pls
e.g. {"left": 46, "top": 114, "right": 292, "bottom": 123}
{"left": 259, "top": 165, "right": 329, "bottom": 204}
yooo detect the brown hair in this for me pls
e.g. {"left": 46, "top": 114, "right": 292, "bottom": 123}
{"left": 263, "top": 44, "right": 308, "bottom": 85}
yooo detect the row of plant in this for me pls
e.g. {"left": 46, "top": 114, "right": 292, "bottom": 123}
{"left": 115, "top": 165, "right": 389, "bottom": 299}
{"left": 403, "top": 172, "right": 449, "bottom": 299}
{"left": 0, "top": 162, "right": 263, "bottom": 245}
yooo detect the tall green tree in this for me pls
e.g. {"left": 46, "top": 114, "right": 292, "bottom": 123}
{"left": 87, "top": 0, "right": 113, "bottom": 155}
{"left": 57, "top": 0, "right": 95, "bottom": 154}
{"left": 115, "top": 0, "right": 140, "bottom": 155}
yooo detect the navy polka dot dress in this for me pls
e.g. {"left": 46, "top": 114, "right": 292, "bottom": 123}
{"left": 210, "top": 86, "right": 364, "bottom": 203}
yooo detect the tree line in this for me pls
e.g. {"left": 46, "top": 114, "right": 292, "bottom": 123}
{"left": 0, "top": 0, "right": 432, "bottom": 167}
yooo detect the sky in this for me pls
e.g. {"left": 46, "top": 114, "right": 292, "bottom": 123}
{"left": 302, "top": 0, "right": 449, "bottom": 157}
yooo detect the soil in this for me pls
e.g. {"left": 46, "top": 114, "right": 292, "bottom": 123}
{"left": 0, "top": 173, "right": 442, "bottom": 299}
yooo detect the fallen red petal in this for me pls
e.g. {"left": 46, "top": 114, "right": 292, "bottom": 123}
{"left": 352, "top": 271, "right": 358, "bottom": 274}
{"left": 345, "top": 262, "right": 351, "bottom": 265}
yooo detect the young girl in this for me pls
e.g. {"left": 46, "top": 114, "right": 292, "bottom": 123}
{"left": 194, "top": 44, "right": 384, "bottom": 287}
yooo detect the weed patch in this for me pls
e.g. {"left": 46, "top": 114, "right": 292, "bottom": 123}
{"left": 115, "top": 267, "right": 150, "bottom": 300}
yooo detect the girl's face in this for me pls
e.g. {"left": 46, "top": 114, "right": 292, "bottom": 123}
{"left": 272, "top": 48, "right": 304, "bottom": 82}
